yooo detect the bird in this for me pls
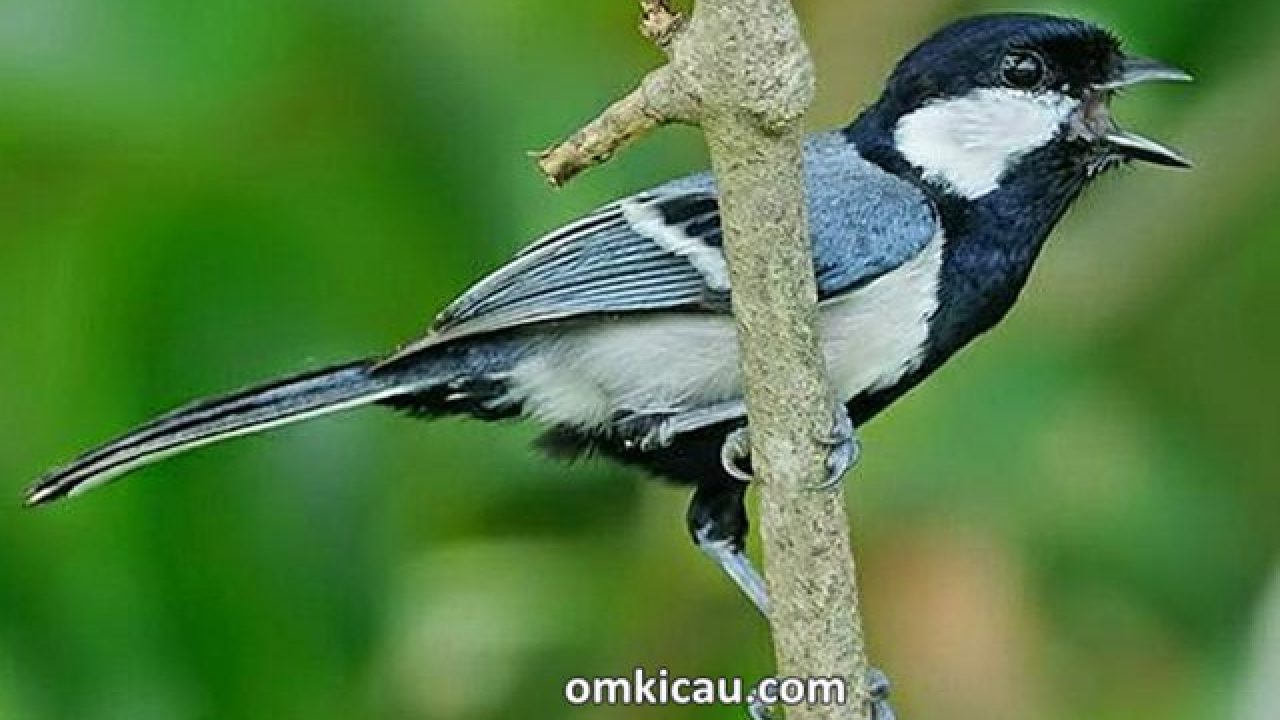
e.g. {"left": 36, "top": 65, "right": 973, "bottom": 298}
{"left": 27, "top": 13, "right": 1191, "bottom": 621}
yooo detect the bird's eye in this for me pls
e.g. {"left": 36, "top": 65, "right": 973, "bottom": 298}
{"left": 1001, "top": 51, "right": 1047, "bottom": 90}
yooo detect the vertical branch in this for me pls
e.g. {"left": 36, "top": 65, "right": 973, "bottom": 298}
{"left": 537, "top": 1, "right": 872, "bottom": 717}
{"left": 685, "top": 2, "right": 870, "bottom": 717}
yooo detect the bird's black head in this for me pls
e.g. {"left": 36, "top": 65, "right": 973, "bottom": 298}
{"left": 849, "top": 13, "right": 1192, "bottom": 201}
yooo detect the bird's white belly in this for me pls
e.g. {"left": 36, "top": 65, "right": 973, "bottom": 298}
{"left": 506, "top": 231, "right": 944, "bottom": 432}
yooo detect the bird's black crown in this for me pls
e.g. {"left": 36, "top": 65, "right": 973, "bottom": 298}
{"left": 880, "top": 14, "right": 1122, "bottom": 112}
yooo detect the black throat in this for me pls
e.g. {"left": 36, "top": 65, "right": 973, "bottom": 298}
{"left": 839, "top": 101, "right": 1096, "bottom": 424}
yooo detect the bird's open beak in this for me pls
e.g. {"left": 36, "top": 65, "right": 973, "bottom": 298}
{"left": 1092, "top": 55, "right": 1194, "bottom": 169}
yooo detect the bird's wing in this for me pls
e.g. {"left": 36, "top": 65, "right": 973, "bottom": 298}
{"left": 382, "top": 132, "right": 938, "bottom": 367}
{"left": 383, "top": 181, "right": 730, "bottom": 362}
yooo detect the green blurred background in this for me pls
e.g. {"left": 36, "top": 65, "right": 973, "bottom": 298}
{"left": 1, "top": 0, "right": 1277, "bottom": 718}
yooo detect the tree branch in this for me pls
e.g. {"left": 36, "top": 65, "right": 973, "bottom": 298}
{"left": 537, "top": 2, "right": 874, "bottom": 718}
{"left": 535, "top": 66, "right": 693, "bottom": 187}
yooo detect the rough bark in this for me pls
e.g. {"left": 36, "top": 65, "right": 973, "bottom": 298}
{"left": 537, "top": 2, "right": 871, "bottom": 718}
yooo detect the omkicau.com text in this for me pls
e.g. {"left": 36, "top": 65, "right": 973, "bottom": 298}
{"left": 564, "top": 667, "right": 848, "bottom": 707}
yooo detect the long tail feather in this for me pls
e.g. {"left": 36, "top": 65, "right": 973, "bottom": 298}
{"left": 26, "top": 359, "right": 403, "bottom": 507}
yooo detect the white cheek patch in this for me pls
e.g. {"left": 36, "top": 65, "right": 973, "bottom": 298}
{"left": 894, "top": 88, "right": 1079, "bottom": 199}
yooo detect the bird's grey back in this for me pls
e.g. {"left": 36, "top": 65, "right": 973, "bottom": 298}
{"left": 658, "top": 131, "right": 937, "bottom": 298}
{"left": 387, "top": 131, "right": 938, "bottom": 363}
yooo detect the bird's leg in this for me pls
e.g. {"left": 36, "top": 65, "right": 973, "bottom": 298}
{"left": 748, "top": 696, "right": 774, "bottom": 720}
{"left": 697, "top": 535, "right": 769, "bottom": 616}
{"left": 688, "top": 482, "right": 768, "bottom": 615}
{"left": 746, "top": 668, "right": 895, "bottom": 720}
{"left": 686, "top": 484, "right": 895, "bottom": 720}
{"left": 718, "top": 404, "right": 860, "bottom": 490}
{"left": 866, "top": 668, "right": 896, "bottom": 720}
{"left": 746, "top": 660, "right": 895, "bottom": 720}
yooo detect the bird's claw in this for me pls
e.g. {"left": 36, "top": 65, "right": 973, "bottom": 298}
{"left": 867, "top": 667, "right": 896, "bottom": 720}
{"left": 809, "top": 405, "right": 859, "bottom": 492}
{"left": 720, "top": 427, "right": 753, "bottom": 483}
{"left": 719, "top": 407, "right": 859, "bottom": 489}
{"left": 744, "top": 668, "right": 893, "bottom": 720}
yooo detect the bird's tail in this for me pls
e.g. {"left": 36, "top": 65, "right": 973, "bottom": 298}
{"left": 26, "top": 359, "right": 406, "bottom": 507}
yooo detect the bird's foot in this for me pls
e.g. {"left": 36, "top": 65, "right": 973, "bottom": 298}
{"left": 867, "top": 667, "right": 896, "bottom": 720}
{"left": 720, "top": 406, "right": 859, "bottom": 489}
{"left": 720, "top": 427, "right": 753, "bottom": 483}
{"left": 744, "top": 668, "right": 895, "bottom": 720}
{"left": 810, "top": 404, "right": 860, "bottom": 492}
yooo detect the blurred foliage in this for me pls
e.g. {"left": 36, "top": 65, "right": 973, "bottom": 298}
{"left": 0, "top": 1, "right": 1277, "bottom": 719}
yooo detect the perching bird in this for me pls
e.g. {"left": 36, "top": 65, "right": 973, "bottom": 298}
{"left": 27, "top": 13, "right": 1191, "bottom": 619}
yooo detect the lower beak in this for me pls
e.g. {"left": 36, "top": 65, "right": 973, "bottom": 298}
{"left": 1103, "top": 129, "right": 1192, "bottom": 168}
{"left": 1095, "top": 54, "right": 1194, "bottom": 169}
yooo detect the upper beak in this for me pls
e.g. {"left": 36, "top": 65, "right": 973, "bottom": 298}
{"left": 1094, "top": 55, "right": 1194, "bottom": 169}
{"left": 1098, "top": 55, "right": 1195, "bottom": 90}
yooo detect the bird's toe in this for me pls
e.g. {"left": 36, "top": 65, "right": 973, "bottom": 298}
{"left": 720, "top": 427, "right": 753, "bottom": 483}
{"left": 810, "top": 406, "right": 859, "bottom": 491}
